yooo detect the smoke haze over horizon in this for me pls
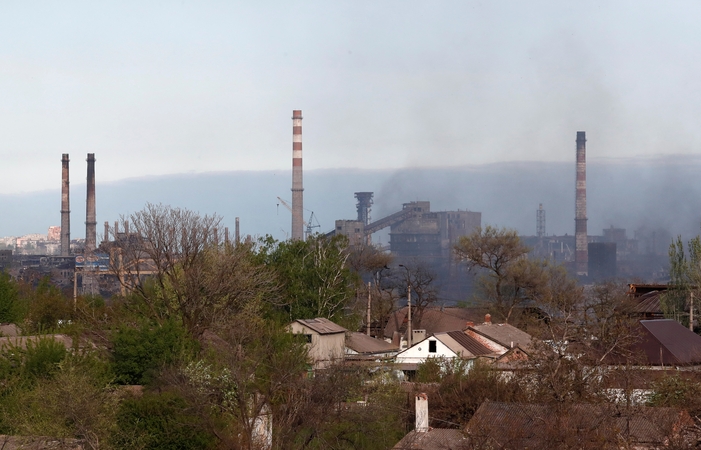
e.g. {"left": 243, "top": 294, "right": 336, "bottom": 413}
{"left": 1, "top": 157, "right": 699, "bottom": 249}
{"left": 1, "top": 2, "right": 701, "bottom": 194}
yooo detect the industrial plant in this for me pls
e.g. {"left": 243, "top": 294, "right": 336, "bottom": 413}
{"left": 0, "top": 117, "right": 673, "bottom": 300}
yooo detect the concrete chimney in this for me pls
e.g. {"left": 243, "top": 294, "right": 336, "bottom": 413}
{"left": 575, "top": 132, "right": 588, "bottom": 276}
{"left": 415, "top": 393, "right": 429, "bottom": 432}
{"left": 291, "top": 110, "right": 304, "bottom": 240}
{"left": 60, "top": 154, "right": 71, "bottom": 256}
{"left": 235, "top": 217, "right": 240, "bottom": 243}
{"left": 103, "top": 221, "right": 109, "bottom": 244}
{"left": 484, "top": 313, "right": 491, "bottom": 325}
{"left": 224, "top": 227, "right": 230, "bottom": 245}
{"left": 85, "top": 153, "right": 97, "bottom": 254}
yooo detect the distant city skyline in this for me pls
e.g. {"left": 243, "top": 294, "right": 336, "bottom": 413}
{"left": 1, "top": 2, "right": 701, "bottom": 194}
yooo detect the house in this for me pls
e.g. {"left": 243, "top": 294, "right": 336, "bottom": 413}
{"left": 288, "top": 318, "right": 346, "bottom": 369}
{"left": 395, "top": 331, "right": 495, "bottom": 369}
{"left": 633, "top": 319, "right": 701, "bottom": 366}
{"left": 345, "top": 331, "right": 398, "bottom": 360}
{"left": 393, "top": 393, "right": 467, "bottom": 449}
{"left": 466, "top": 400, "right": 694, "bottom": 449}
{"left": 384, "top": 307, "right": 489, "bottom": 348}
{"left": 464, "top": 314, "right": 533, "bottom": 354}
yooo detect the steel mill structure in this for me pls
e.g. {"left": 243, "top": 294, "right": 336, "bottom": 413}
{"left": 60, "top": 154, "right": 71, "bottom": 256}
{"left": 575, "top": 131, "right": 588, "bottom": 276}
{"left": 291, "top": 110, "right": 304, "bottom": 240}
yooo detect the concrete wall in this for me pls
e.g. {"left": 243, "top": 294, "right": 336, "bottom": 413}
{"left": 289, "top": 322, "right": 345, "bottom": 369}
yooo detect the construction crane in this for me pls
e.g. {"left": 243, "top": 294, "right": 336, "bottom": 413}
{"left": 276, "top": 197, "right": 321, "bottom": 239}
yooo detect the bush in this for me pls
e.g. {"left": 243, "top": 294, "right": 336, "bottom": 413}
{"left": 111, "top": 318, "right": 194, "bottom": 385}
{"left": 114, "top": 391, "right": 215, "bottom": 450}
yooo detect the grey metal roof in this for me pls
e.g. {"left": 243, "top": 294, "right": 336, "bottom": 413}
{"left": 346, "top": 332, "right": 398, "bottom": 354}
{"left": 294, "top": 318, "right": 347, "bottom": 335}
{"left": 468, "top": 323, "right": 533, "bottom": 350}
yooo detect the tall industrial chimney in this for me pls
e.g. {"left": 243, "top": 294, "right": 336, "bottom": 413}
{"left": 291, "top": 110, "right": 304, "bottom": 240}
{"left": 85, "top": 153, "right": 97, "bottom": 254}
{"left": 60, "top": 154, "right": 71, "bottom": 256}
{"left": 575, "top": 132, "right": 588, "bottom": 276}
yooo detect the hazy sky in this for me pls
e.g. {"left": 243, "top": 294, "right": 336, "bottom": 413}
{"left": 1, "top": 1, "right": 700, "bottom": 194}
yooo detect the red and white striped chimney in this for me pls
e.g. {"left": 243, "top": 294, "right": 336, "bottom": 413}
{"left": 575, "top": 132, "right": 588, "bottom": 276}
{"left": 291, "top": 110, "right": 304, "bottom": 240}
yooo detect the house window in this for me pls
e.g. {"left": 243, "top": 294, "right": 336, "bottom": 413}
{"left": 429, "top": 340, "right": 437, "bottom": 353}
{"left": 305, "top": 334, "right": 312, "bottom": 343}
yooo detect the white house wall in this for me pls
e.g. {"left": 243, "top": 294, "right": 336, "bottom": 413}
{"left": 395, "top": 337, "right": 458, "bottom": 365}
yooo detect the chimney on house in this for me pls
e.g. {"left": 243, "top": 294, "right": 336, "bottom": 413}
{"left": 415, "top": 393, "right": 429, "bottom": 432}
{"left": 291, "top": 110, "right": 304, "bottom": 240}
{"left": 575, "top": 131, "right": 588, "bottom": 276}
{"left": 60, "top": 154, "right": 70, "bottom": 256}
{"left": 85, "top": 153, "right": 97, "bottom": 254}
{"left": 465, "top": 321, "right": 474, "bottom": 328}
{"left": 484, "top": 314, "right": 492, "bottom": 325}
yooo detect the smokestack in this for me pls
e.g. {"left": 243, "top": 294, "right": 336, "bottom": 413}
{"left": 235, "top": 217, "right": 240, "bottom": 243}
{"left": 291, "top": 110, "right": 304, "bottom": 240}
{"left": 224, "top": 227, "right": 230, "bottom": 245}
{"left": 575, "top": 132, "right": 588, "bottom": 276}
{"left": 60, "top": 154, "right": 70, "bottom": 256}
{"left": 103, "top": 221, "right": 109, "bottom": 244}
{"left": 85, "top": 153, "right": 97, "bottom": 254}
{"left": 415, "top": 393, "right": 429, "bottom": 432}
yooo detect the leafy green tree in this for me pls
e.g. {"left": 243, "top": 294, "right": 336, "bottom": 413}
{"left": 23, "top": 277, "right": 74, "bottom": 333}
{"left": 111, "top": 318, "right": 194, "bottom": 385}
{"left": 0, "top": 272, "right": 23, "bottom": 324}
{"left": 454, "top": 226, "right": 547, "bottom": 323}
{"left": 257, "top": 234, "right": 356, "bottom": 322}
{"left": 114, "top": 391, "right": 215, "bottom": 450}
{"left": 664, "top": 235, "right": 701, "bottom": 325}
{"left": 113, "top": 203, "right": 278, "bottom": 336}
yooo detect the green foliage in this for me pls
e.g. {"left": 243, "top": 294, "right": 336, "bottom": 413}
{"left": 0, "top": 272, "right": 24, "bottom": 324}
{"left": 0, "top": 335, "right": 67, "bottom": 386}
{"left": 257, "top": 234, "right": 356, "bottom": 323}
{"left": 114, "top": 391, "right": 216, "bottom": 450}
{"left": 111, "top": 318, "right": 195, "bottom": 385}
{"left": 23, "top": 277, "right": 74, "bottom": 333}
{"left": 0, "top": 353, "right": 118, "bottom": 447}
{"left": 454, "top": 226, "right": 544, "bottom": 323}
{"left": 648, "top": 375, "right": 701, "bottom": 414}
{"left": 416, "top": 357, "right": 444, "bottom": 383}
{"left": 23, "top": 337, "right": 68, "bottom": 379}
{"left": 663, "top": 235, "right": 701, "bottom": 324}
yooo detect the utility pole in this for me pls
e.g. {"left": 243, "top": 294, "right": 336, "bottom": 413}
{"left": 691, "top": 292, "right": 694, "bottom": 332}
{"left": 407, "top": 284, "right": 412, "bottom": 347}
{"left": 366, "top": 282, "right": 372, "bottom": 336}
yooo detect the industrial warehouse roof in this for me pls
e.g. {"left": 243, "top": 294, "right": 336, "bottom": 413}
{"left": 345, "top": 332, "right": 398, "bottom": 354}
{"left": 293, "top": 318, "right": 347, "bottom": 335}
{"left": 466, "top": 401, "right": 693, "bottom": 448}
{"left": 637, "top": 319, "right": 701, "bottom": 366}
